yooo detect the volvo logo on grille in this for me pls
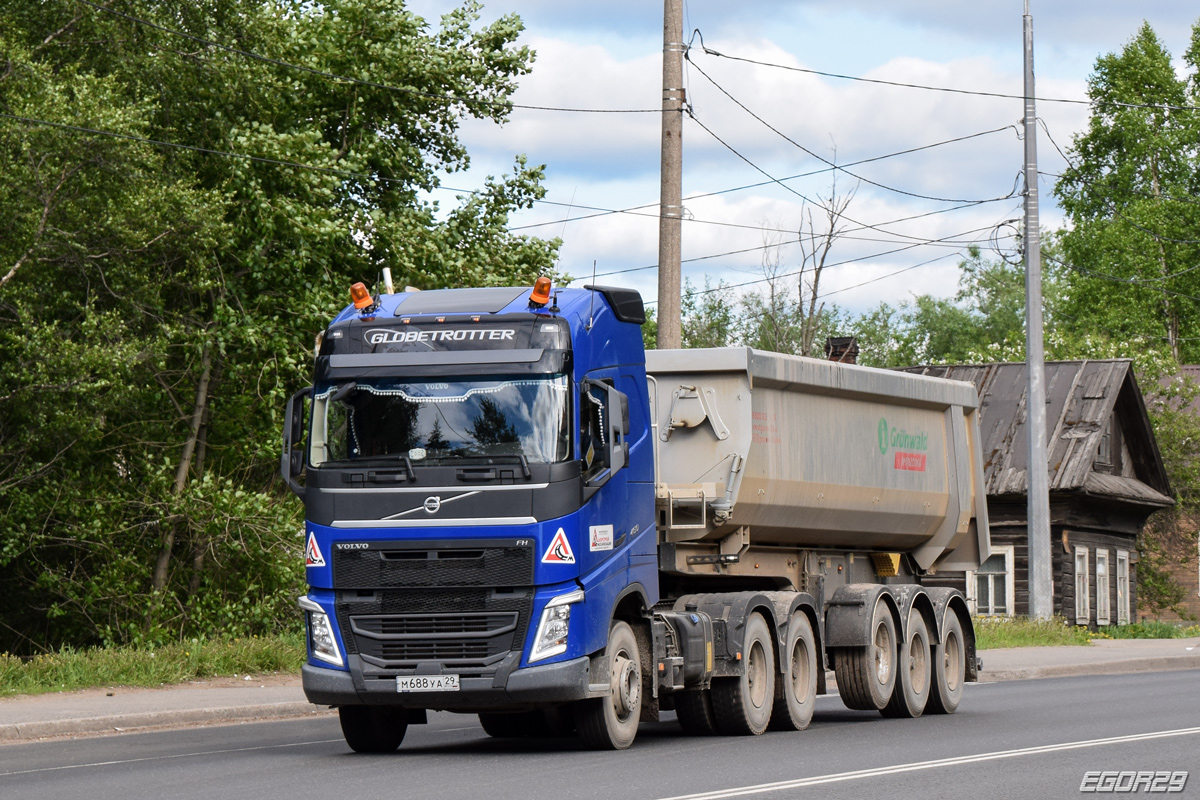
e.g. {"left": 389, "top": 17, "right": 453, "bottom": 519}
{"left": 423, "top": 496, "right": 442, "bottom": 514}
{"left": 335, "top": 543, "right": 369, "bottom": 550}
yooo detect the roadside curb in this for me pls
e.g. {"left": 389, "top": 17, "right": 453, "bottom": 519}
{"left": 0, "top": 701, "right": 333, "bottom": 742}
{"left": 978, "top": 657, "right": 1200, "bottom": 683}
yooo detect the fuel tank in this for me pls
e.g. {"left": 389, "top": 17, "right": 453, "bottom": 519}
{"left": 646, "top": 348, "right": 989, "bottom": 572}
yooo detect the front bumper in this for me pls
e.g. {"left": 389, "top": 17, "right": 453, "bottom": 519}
{"left": 302, "top": 653, "right": 609, "bottom": 711}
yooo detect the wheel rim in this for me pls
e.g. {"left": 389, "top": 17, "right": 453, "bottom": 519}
{"left": 943, "top": 631, "right": 962, "bottom": 692}
{"left": 790, "top": 637, "right": 811, "bottom": 703}
{"left": 909, "top": 633, "right": 928, "bottom": 692}
{"left": 611, "top": 649, "right": 640, "bottom": 722}
{"left": 747, "top": 639, "right": 769, "bottom": 709}
{"left": 874, "top": 622, "right": 893, "bottom": 685}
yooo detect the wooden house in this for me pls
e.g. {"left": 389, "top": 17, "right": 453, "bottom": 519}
{"left": 902, "top": 360, "right": 1173, "bottom": 627}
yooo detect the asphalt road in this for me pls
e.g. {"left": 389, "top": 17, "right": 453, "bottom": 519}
{"left": 2, "top": 671, "right": 1198, "bottom": 800}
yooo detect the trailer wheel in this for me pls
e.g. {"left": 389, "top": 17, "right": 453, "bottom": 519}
{"left": 712, "top": 612, "right": 775, "bottom": 735}
{"left": 770, "top": 610, "right": 817, "bottom": 731}
{"left": 338, "top": 706, "right": 408, "bottom": 753}
{"left": 835, "top": 600, "right": 897, "bottom": 711}
{"left": 674, "top": 689, "right": 719, "bottom": 735}
{"left": 575, "top": 620, "right": 642, "bottom": 750}
{"left": 881, "top": 612, "right": 931, "bottom": 718}
{"left": 928, "top": 612, "right": 965, "bottom": 714}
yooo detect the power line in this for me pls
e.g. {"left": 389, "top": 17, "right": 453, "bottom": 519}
{"left": 645, "top": 220, "right": 1005, "bottom": 305}
{"left": 1, "top": 108, "right": 1015, "bottom": 259}
{"left": 75, "top": 0, "right": 660, "bottom": 115}
{"left": 686, "top": 57, "right": 1021, "bottom": 205}
{"left": 688, "top": 34, "right": 1200, "bottom": 113}
{"left": 506, "top": 124, "right": 1021, "bottom": 233}
{"left": 687, "top": 107, "right": 1011, "bottom": 247}
{"left": 1044, "top": 252, "right": 1200, "bottom": 302}
{"left": 577, "top": 225, "right": 1014, "bottom": 283}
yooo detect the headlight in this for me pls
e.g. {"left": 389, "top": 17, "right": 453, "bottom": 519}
{"left": 529, "top": 589, "right": 585, "bottom": 662}
{"left": 298, "top": 596, "right": 344, "bottom": 667}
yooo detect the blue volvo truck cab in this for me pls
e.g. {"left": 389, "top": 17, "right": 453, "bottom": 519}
{"left": 283, "top": 280, "right": 660, "bottom": 750}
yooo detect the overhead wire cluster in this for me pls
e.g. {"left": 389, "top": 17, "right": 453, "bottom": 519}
{"left": 8, "top": 1, "right": 1168, "bottom": 310}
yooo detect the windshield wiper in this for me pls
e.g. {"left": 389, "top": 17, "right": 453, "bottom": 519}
{"left": 330, "top": 381, "right": 358, "bottom": 404}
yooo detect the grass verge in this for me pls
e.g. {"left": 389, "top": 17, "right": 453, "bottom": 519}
{"left": 1095, "top": 621, "right": 1200, "bottom": 639}
{"left": 0, "top": 633, "right": 306, "bottom": 696}
{"left": 974, "top": 617, "right": 1094, "bottom": 649}
{"left": 976, "top": 616, "right": 1200, "bottom": 649}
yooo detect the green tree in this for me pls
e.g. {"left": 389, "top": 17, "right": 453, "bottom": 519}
{"left": 1054, "top": 21, "right": 1200, "bottom": 366}
{"left": 680, "top": 278, "right": 738, "bottom": 349}
{"left": 0, "top": 0, "right": 557, "bottom": 652}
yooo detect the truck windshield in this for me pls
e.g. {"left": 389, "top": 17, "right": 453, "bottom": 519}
{"left": 310, "top": 376, "right": 571, "bottom": 466}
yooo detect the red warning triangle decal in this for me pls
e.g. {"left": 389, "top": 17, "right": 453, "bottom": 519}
{"left": 305, "top": 532, "right": 326, "bottom": 568}
{"left": 541, "top": 527, "right": 575, "bottom": 564}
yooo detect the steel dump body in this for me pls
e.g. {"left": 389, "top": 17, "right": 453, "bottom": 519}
{"left": 648, "top": 347, "right": 989, "bottom": 572}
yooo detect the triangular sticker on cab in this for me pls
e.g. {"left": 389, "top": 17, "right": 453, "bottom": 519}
{"left": 305, "top": 532, "right": 326, "bottom": 568}
{"left": 541, "top": 527, "right": 575, "bottom": 564}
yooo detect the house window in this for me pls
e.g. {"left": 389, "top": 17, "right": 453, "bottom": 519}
{"left": 967, "top": 546, "right": 1015, "bottom": 617}
{"left": 1074, "top": 546, "right": 1090, "bottom": 625}
{"left": 1116, "top": 549, "right": 1130, "bottom": 625}
{"left": 1093, "top": 417, "right": 1122, "bottom": 474}
{"left": 1095, "top": 550, "right": 1111, "bottom": 626}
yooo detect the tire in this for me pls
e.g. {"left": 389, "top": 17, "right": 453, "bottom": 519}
{"left": 835, "top": 599, "right": 897, "bottom": 711}
{"left": 881, "top": 611, "right": 931, "bottom": 718}
{"left": 770, "top": 610, "right": 817, "bottom": 731}
{"left": 674, "top": 689, "right": 720, "bottom": 736}
{"left": 928, "top": 612, "right": 966, "bottom": 714}
{"left": 712, "top": 612, "right": 775, "bottom": 735}
{"left": 478, "top": 711, "right": 547, "bottom": 738}
{"left": 338, "top": 706, "right": 408, "bottom": 753}
{"left": 575, "top": 620, "right": 642, "bottom": 750}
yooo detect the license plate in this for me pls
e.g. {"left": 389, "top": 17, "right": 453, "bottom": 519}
{"left": 396, "top": 674, "right": 460, "bottom": 693}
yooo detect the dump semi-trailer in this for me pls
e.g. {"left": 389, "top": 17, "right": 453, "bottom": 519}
{"left": 282, "top": 278, "right": 990, "bottom": 752}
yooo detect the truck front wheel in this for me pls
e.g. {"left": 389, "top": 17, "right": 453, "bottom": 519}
{"left": 576, "top": 620, "right": 642, "bottom": 750}
{"left": 338, "top": 706, "right": 408, "bottom": 753}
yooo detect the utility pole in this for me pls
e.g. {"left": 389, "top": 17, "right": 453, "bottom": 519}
{"left": 1023, "top": 0, "right": 1053, "bottom": 620}
{"left": 656, "top": 0, "right": 684, "bottom": 350}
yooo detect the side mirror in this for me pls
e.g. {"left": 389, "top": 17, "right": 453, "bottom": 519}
{"left": 281, "top": 386, "right": 312, "bottom": 498}
{"left": 606, "top": 382, "right": 629, "bottom": 472}
{"left": 582, "top": 379, "right": 629, "bottom": 499}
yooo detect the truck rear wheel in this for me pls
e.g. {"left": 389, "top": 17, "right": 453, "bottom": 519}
{"left": 770, "top": 610, "right": 817, "bottom": 731}
{"left": 835, "top": 600, "right": 897, "bottom": 711}
{"left": 674, "top": 689, "right": 719, "bottom": 735}
{"left": 712, "top": 612, "right": 775, "bottom": 735}
{"left": 339, "top": 706, "right": 408, "bottom": 753}
{"left": 928, "top": 612, "right": 965, "bottom": 714}
{"left": 575, "top": 620, "right": 642, "bottom": 750}
{"left": 882, "top": 612, "right": 931, "bottom": 718}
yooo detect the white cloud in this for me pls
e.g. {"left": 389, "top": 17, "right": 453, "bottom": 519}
{"left": 409, "top": 1, "right": 1194, "bottom": 317}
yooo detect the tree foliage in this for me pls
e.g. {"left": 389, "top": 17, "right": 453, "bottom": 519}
{"left": 0, "top": 0, "right": 557, "bottom": 653}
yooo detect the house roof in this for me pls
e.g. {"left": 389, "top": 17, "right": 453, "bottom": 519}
{"left": 901, "top": 360, "right": 1173, "bottom": 507}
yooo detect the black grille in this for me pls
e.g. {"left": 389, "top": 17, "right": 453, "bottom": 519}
{"left": 337, "top": 589, "right": 533, "bottom": 672}
{"left": 353, "top": 612, "right": 517, "bottom": 637}
{"left": 333, "top": 541, "right": 533, "bottom": 588}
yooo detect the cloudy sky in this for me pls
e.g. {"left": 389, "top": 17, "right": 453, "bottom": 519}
{"left": 408, "top": 1, "right": 1197, "bottom": 316}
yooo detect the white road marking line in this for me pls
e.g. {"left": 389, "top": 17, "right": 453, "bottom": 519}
{"left": 657, "top": 726, "right": 1200, "bottom": 800}
{"left": 0, "top": 738, "right": 345, "bottom": 777}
